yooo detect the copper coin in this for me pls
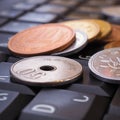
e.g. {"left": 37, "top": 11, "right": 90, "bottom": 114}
{"left": 8, "top": 24, "right": 75, "bottom": 56}
{"left": 61, "top": 20, "right": 100, "bottom": 42}
{"left": 10, "top": 56, "right": 83, "bottom": 86}
{"left": 88, "top": 48, "right": 120, "bottom": 84}
{"left": 104, "top": 41, "right": 120, "bottom": 49}
{"left": 87, "top": 19, "right": 112, "bottom": 39}
{"left": 104, "top": 24, "right": 120, "bottom": 42}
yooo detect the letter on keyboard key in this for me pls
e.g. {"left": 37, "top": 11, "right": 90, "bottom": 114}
{"left": 0, "top": 89, "right": 32, "bottom": 120}
{"left": 19, "top": 89, "right": 105, "bottom": 120}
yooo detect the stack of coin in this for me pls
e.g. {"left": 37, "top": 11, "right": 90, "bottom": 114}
{"left": 8, "top": 19, "right": 117, "bottom": 57}
{"left": 104, "top": 24, "right": 120, "bottom": 49}
{"left": 8, "top": 23, "right": 88, "bottom": 57}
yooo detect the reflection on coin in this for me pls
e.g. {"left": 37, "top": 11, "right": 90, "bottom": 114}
{"left": 88, "top": 48, "right": 120, "bottom": 84}
{"left": 104, "top": 42, "right": 120, "bottom": 49}
{"left": 104, "top": 24, "right": 120, "bottom": 42}
{"left": 8, "top": 24, "right": 75, "bottom": 57}
{"left": 52, "top": 31, "right": 88, "bottom": 56}
{"left": 10, "top": 56, "right": 82, "bottom": 86}
{"left": 61, "top": 20, "right": 100, "bottom": 42}
{"left": 102, "top": 6, "right": 120, "bottom": 19}
{"left": 88, "top": 19, "right": 112, "bottom": 39}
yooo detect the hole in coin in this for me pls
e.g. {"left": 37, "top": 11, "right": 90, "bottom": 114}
{"left": 40, "top": 65, "right": 56, "bottom": 71}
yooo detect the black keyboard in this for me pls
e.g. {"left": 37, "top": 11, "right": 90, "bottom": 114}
{"left": 0, "top": 0, "right": 120, "bottom": 120}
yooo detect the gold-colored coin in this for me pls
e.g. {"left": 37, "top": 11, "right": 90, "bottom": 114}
{"left": 61, "top": 20, "right": 100, "bottom": 42}
{"left": 104, "top": 41, "right": 120, "bottom": 49}
{"left": 88, "top": 19, "right": 112, "bottom": 39}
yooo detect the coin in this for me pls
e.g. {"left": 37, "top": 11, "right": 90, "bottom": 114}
{"left": 52, "top": 30, "right": 88, "bottom": 56}
{"left": 8, "top": 24, "right": 75, "bottom": 57}
{"left": 10, "top": 56, "right": 83, "bottom": 86}
{"left": 102, "top": 6, "right": 120, "bottom": 19}
{"left": 104, "top": 41, "right": 120, "bottom": 49}
{"left": 88, "top": 19, "right": 112, "bottom": 39}
{"left": 61, "top": 20, "right": 100, "bottom": 42}
{"left": 88, "top": 48, "right": 120, "bottom": 84}
{"left": 104, "top": 24, "right": 120, "bottom": 42}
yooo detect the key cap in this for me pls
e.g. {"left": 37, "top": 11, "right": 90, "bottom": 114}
{"left": 76, "top": 6, "right": 101, "bottom": 14}
{"left": 0, "top": 18, "right": 7, "bottom": 26}
{"left": 0, "top": 9, "right": 23, "bottom": 19}
{"left": 7, "top": 56, "right": 21, "bottom": 63}
{"left": 13, "top": 2, "right": 36, "bottom": 11}
{"left": 19, "top": 89, "right": 109, "bottom": 120}
{"left": 108, "top": 86, "right": 120, "bottom": 116}
{"left": 84, "top": 0, "right": 117, "bottom": 6}
{"left": 18, "top": 12, "right": 57, "bottom": 23}
{"left": 0, "top": 62, "right": 35, "bottom": 95}
{"left": 0, "top": 33, "right": 13, "bottom": 54}
{"left": 25, "top": 0, "right": 48, "bottom": 5}
{"left": 68, "top": 83, "right": 117, "bottom": 97}
{"left": 35, "top": 4, "right": 69, "bottom": 15}
{"left": 104, "top": 114, "right": 120, "bottom": 120}
{"left": 50, "top": 0, "right": 79, "bottom": 7}
{"left": 0, "top": 89, "right": 33, "bottom": 120}
{"left": 0, "top": 51, "right": 8, "bottom": 62}
{"left": 65, "top": 12, "right": 102, "bottom": 20}
{"left": 0, "top": 21, "right": 38, "bottom": 33}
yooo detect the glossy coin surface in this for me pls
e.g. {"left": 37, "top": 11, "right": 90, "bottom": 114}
{"left": 102, "top": 6, "right": 120, "bottom": 19}
{"left": 8, "top": 24, "right": 75, "bottom": 56}
{"left": 104, "top": 24, "right": 120, "bottom": 42}
{"left": 89, "top": 48, "right": 120, "bottom": 84}
{"left": 88, "top": 19, "right": 112, "bottom": 39}
{"left": 10, "top": 56, "right": 82, "bottom": 86}
{"left": 52, "top": 31, "right": 88, "bottom": 56}
{"left": 104, "top": 42, "right": 120, "bottom": 49}
{"left": 61, "top": 20, "right": 100, "bottom": 42}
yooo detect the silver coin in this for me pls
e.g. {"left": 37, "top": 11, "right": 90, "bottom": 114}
{"left": 52, "top": 31, "right": 88, "bottom": 56}
{"left": 102, "top": 6, "right": 120, "bottom": 19}
{"left": 10, "top": 56, "right": 82, "bottom": 86}
{"left": 88, "top": 47, "right": 120, "bottom": 84}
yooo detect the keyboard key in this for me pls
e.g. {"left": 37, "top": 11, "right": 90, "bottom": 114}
{"left": 0, "top": 89, "right": 32, "bottom": 120}
{"left": 0, "top": 9, "right": 23, "bottom": 19}
{"left": 68, "top": 83, "right": 117, "bottom": 97}
{"left": 35, "top": 4, "right": 69, "bottom": 15}
{"left": 25, "top": 0, "right": 48, "bottom": 5}
{"left": 76, "top": 6, "right": 101, "bottom": 14}
{"left": 18, "top": 12, "right": 57, "bottom": 23}
{"left": 104, "top": 114, "right": 120, "bottom": 120}
{"left": 0, "top": 62, "right": 35, "bottom": 95}
{"left": 0, "top": 18, "right": 7, "bottom": 26}
{"left": 0, "top": 51, "right": 8, "bottom": 62}
{"left": 13, "top": 2, "right": 36, "bottom": 11}
{"left": 19, "top": 89, "right": 109, "bottom": 120}
{"left": 50, "top": 0, "right": 79, "bottom": 7}
{"left": 7, "top": 56, "right": 21, "bottom": 63}
{"left": 83, "top": 0, "right": 116, "bottom": 6}
{"left": 0, "top": 21, "right": 38, "bottom": 33}
{"left": 108, "top": 86, "right": 120, "bottom": 116}
{"left": 65, "top": 12, "right": 102, "bottom": 20}
{"left": 0, "top": 33, "right": 13, "bottom": 54}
